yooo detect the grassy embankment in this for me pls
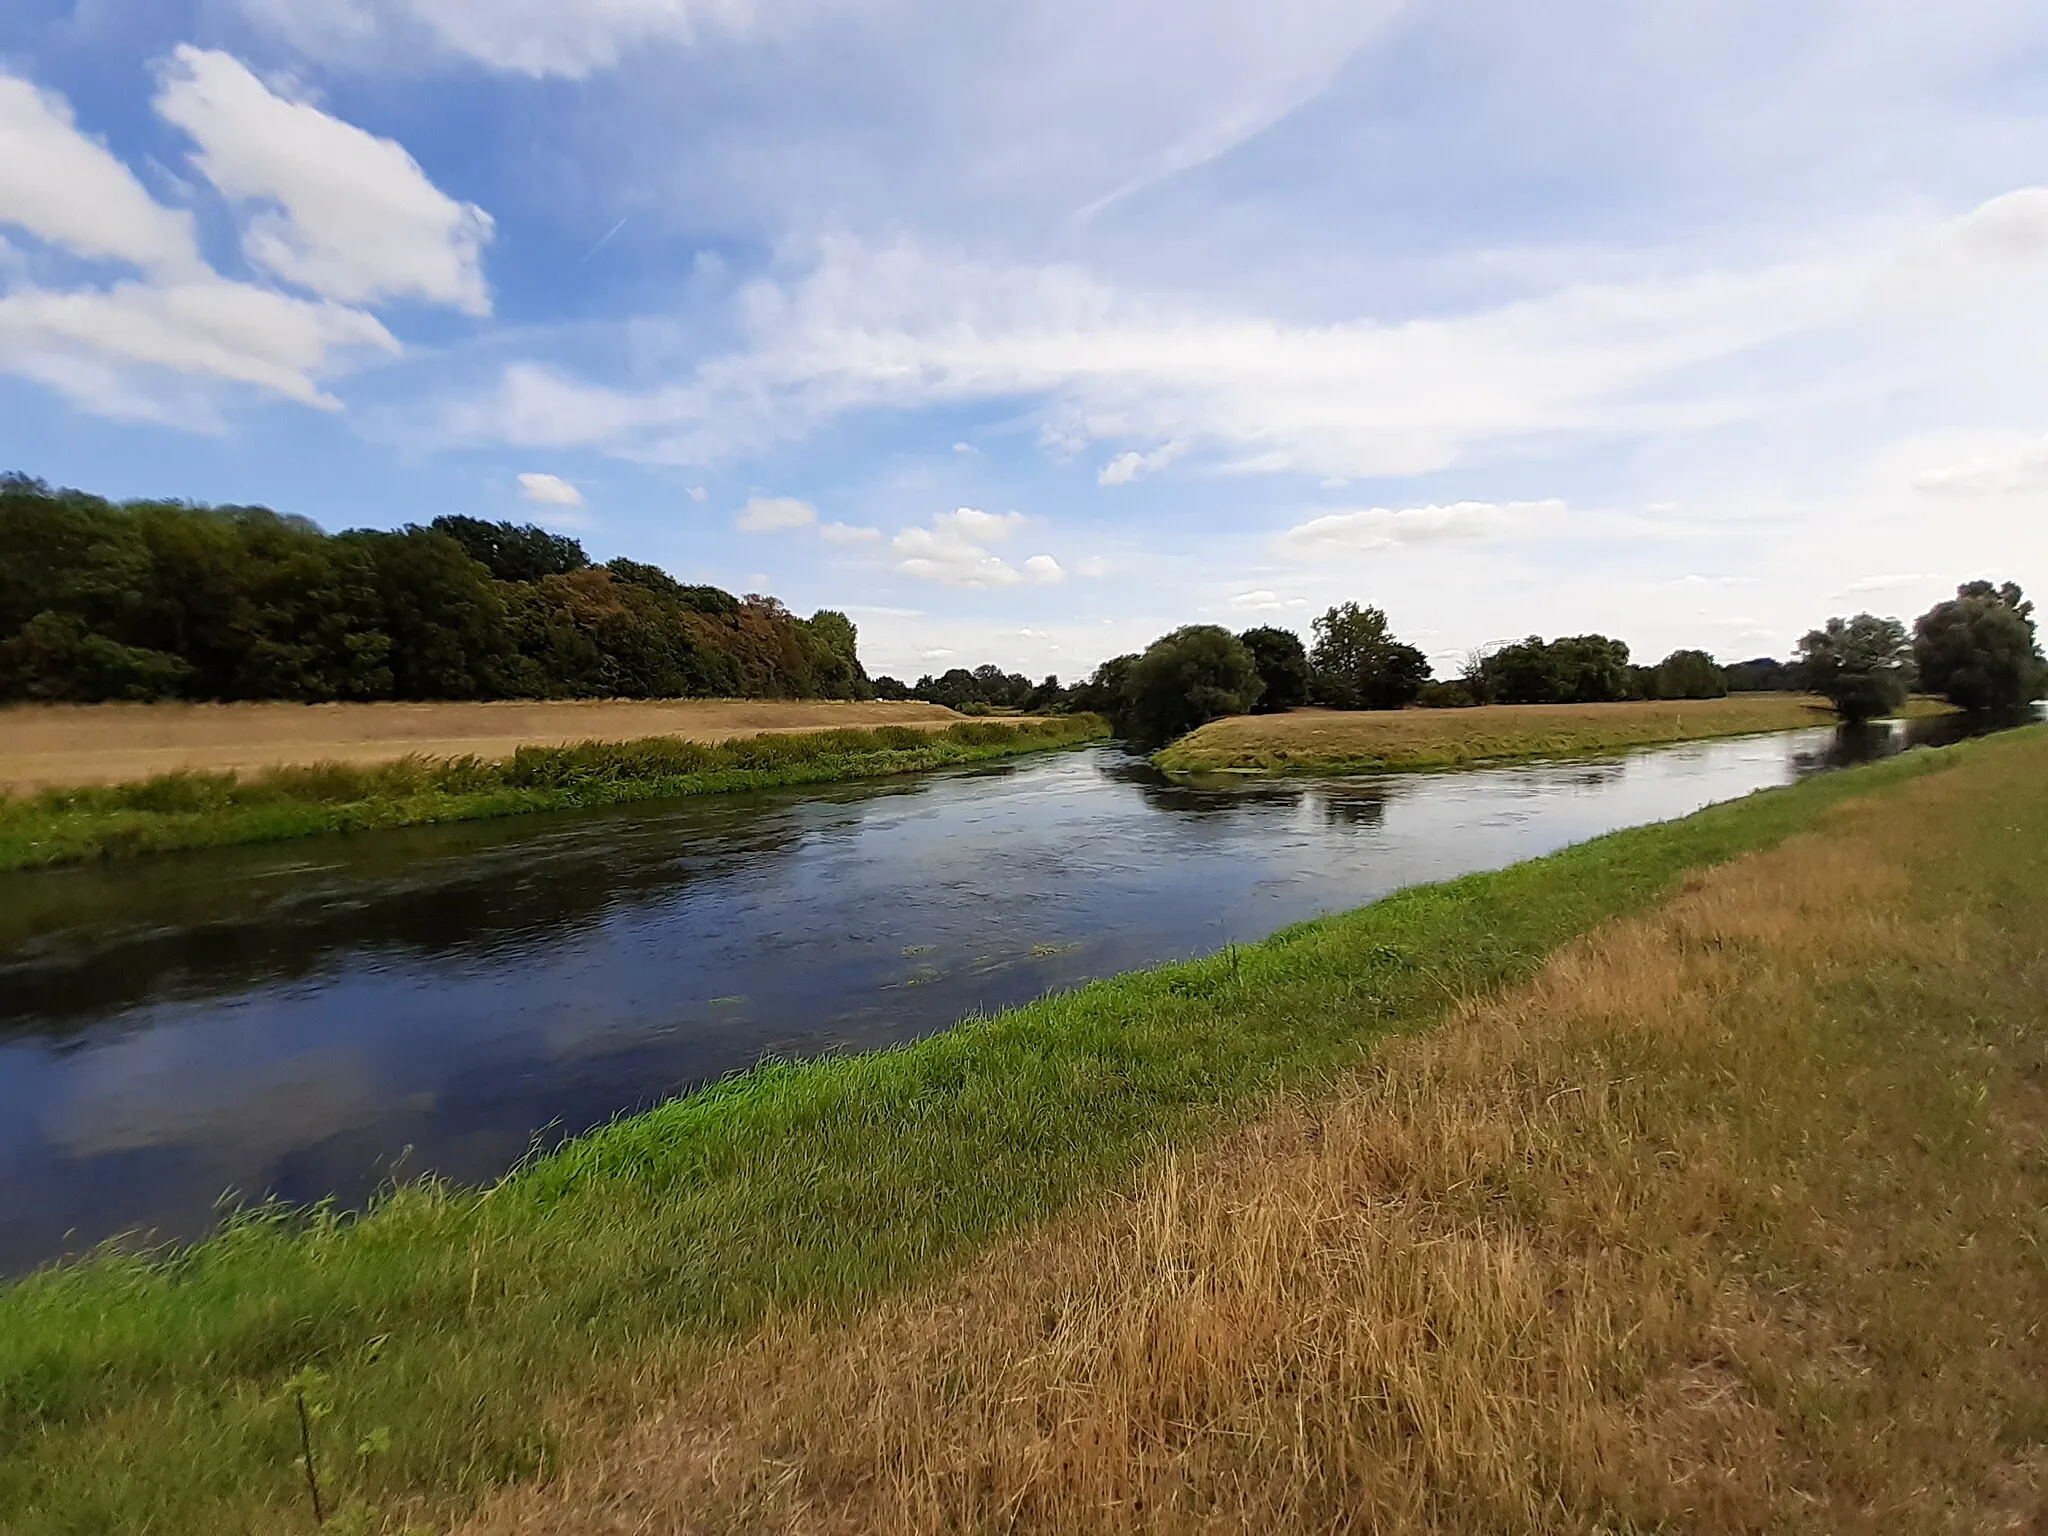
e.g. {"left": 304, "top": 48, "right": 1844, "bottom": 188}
{"left": 1, "top": 725, "right": 2037, "bottom": 1533}
{"left": 0, "top": 716, "right": 1108, "bottom": 872}
{"left": 1155, "top": 692, "right": 1955, "bottom": 775}
{"left": 490, "top": 720, "right": 2048, "bottom": 1534}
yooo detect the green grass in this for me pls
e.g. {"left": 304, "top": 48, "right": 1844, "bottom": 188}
{"left": 0, "top": 716, "right": 1110, "bottom": 872}
{"left": 0, "top": 726, "right": 2034, "bottom": 1534}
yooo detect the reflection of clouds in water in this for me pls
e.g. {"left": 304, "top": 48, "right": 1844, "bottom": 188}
{"left": 58, "top": 1040, "right": 374, "bottom": 1159}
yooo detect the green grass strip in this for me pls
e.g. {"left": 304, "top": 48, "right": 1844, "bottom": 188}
{"left": 0, "top": 727, "right": 2031, "bottom": 1534}
{"left": 0, "top": 715, "right": 1110, "bottom": 872}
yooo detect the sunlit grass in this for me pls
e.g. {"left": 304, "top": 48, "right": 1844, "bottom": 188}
{"left": 0, "top": 715, "right": 1109, "bottom": 871}
{"left": 1154, "top": 693, "right": 1948, "bottom": 775}
{"left": 534, "top": 725, "right": 2048, "bottom": 1533}
{"left": 0, "top": 727, "right": 2026, "bottom": 1533}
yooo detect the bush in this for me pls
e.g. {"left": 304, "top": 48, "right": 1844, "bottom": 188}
{"left": 1120, "top": 626, "right": 1263, "bottom": 745}
{"left": 1416, "top": 680, "right": 1475, "bottom": 708}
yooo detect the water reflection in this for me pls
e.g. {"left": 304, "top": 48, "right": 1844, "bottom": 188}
{"left": 0, "top": 711, "right": 2030, "bottom": 1273}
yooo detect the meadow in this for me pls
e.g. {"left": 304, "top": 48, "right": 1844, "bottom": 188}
{"left": 0, "top": 715, "right": 1108, "bottom": 871}
{"left": 0, "top": 723, "right": 2034, "bottom": 1533}
{"left": 1152, "top": 693, "right": 1953, "bottom": 775}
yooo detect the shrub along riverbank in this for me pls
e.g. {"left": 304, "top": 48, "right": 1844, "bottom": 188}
{"left": 1152, "top": 693, "right": 1957, "bottom": 776}
{"left": 1, "top": 725, "right": 2034, "bottom": 1534}
{"left": 0, "top": 715, "right": 1108, "bottom": 871}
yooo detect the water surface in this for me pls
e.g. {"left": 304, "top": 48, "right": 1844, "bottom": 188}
{"left": 0, "top": 714, "right": 1993, "bottom": 1272}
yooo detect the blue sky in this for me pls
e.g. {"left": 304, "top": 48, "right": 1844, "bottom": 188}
{"left": 3, "top": 1, "right": 2047, "bottom": 681}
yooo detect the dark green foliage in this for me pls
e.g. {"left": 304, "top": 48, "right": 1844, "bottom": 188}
{"left": 1653, "top": 648, "right": 1729, "bottom": 700}
{"left": 429, "top": 515, "right": 589, "bottom": 582}
{"left": 1308, "top": 603, "right": 1431, "bottom": 709}
{"left": 871, "top": 676, "right": 912, "bottom": 701}
{"left": 1796, "top": 613, "right": 1913, "bottom": 722}
{"left": 1724, "top": 656, "right": 1793, "bottom": 692}
{"left": 1238, "top": 627, "right": 1311, "bottom": 713}
{"left": 1469, "top": 634, "right": 1632, "bottom": 704}
{"left": 911, "top": 665, "right": 1034, "bottom": 710}
{"left": 1913, "top": 581, "right": 2047, "bottom": 713}
{"left": 0, "top": 476, "right": 863, "bottom": 704}
{"left": 1069, "top": 655, "right": 1138, "bottom": 722}
{"left": 1121, "top": 625, "right": 1263, "bottom": 745}
{"left": 1416, "top": 680, "right": 1476, "bottom": 708}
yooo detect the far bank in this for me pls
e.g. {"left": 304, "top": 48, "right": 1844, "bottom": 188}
{"left": 1154, "top": 693, "right": 1958, "bottom": 776}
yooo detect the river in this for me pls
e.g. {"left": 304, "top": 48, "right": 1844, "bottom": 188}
{"left": 0, "top": 714, "right": 1996, "bottom": 1273}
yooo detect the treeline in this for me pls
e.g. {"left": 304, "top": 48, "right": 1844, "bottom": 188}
{"left": 0, "top": 475, "right": 868, "bottom": 704}
{"left": 871, "top": 665, "right": 1064, "bottom": 715}
{"left": 1044, "top": 588, "right": 2045, "bottom": 745}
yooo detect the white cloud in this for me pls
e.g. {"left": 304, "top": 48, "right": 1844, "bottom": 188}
{"left": 1097, "top": 440, "right": 1184, "bottom": 486}
{"left": 735, "top": 493, "right": 817, "bottom": 532}
{"left": 1912, "top": 436, "right": 2048, "bottom": 495}
{"left": 1228, "top": 589, "right": 1308, "bottom": 612}
{"left": 892, "top": 505, "right": 1063, "bottom": 587}
{"left": 517, "top": 471, "right": 584, "bottom": 506}
{"left": 687, "top": 485, "right": 708, "bottom": 501}
{"left": 1834, "top": 572, "right": 1935, "bottom": 595}
{"left": 1276, "top": 499, "right": 1560, "bottom": 558}
{"left": 0, "top": 73, "right": 203, "bottom": 276}
{"left": 0, "top": 278, "right": 397, "bottom": 410}
{"left": 819, "top": 520, "right": 882, "bottom": 544}
{"left": 154, "top": 46, "right": 493, "bottom": 314}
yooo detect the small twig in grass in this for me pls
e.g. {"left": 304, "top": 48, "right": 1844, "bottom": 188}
{"left": 296, "top": 1390, "right": 325, "bottom": 1525}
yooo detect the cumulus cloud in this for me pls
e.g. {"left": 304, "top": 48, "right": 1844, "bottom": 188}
{"left": 0, "top": 73, "right": 203, "bottom": 275}
{"left": 1098, "top": 440, "right": 1184, "bottom": 486}
{"left": 891, "top": 506, "right": 1062, "bottom": 587}
{"left": 517, "top": 471, "right": 584, "bottom": 506}
{"left": 1277, "top": 499, "right": 1560, "bottom": 558}
{"left": 154, "top": 47, "right": 493, "bottom": 314}
{"left": 819, "top": 520, "right": 882, "bottom": 544}
{"left": 735, "top": 494, "right": 817, "bottom": 532}
{"left": 0, "top": 278, "right": 396, "bottom": 411}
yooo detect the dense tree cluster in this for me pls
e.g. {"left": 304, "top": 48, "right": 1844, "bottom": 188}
{"left": 1911, "top": 581, "right": 2047, "bottom": 714}
{"left": 0, "top": 476, "right": 868, "bottom": 703}
{"left": 872, "top": 664, "right": 1063, "bottom": 714}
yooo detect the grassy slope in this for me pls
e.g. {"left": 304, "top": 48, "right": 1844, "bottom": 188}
{"left": 0, "top": 728, "right": 2031, "bottom": 1534}
{"left": 0, "top": 716, "right": 1108, "bottom": 872}
{"left": 1154, "top": 694, "right": 1950, "bottom": 775}
{"left": 523, "top": 722, "right": 2048, "bottom": 1534}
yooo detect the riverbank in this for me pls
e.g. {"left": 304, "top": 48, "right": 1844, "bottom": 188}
{"left": 1153, "top": 693, "right": 1954, "bottom": 775}
{"left": 2, "top": 725, "right": 2034, "bottom": 1534}
{"left": 0, "top": 697, "right": 974, "bottom": 792}
{"left": 483, "top": 719, "right": 2048, "bottom": 1535}
{"left": 0, "top": 716, "right": 1108, "bottom": 871}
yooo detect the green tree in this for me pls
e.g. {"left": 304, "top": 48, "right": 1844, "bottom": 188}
{"left": 1473, "top": 636, "right": 1557, "bottom": 704}
{"left": 1237, "top": 626, "right": 1311, "bottom": 713}
{"left": 1309, "top": 603, "right": 1430, "bottom": 709}
{"left": 1120, "top": 626, "right": 1263, "bottom": 744}
{"left": 1912, "top": 581, "right": 2047, "bottom": 713}
{"left": 1796, "top": 613, "right": 1912, "bottom": 722}
{"left": 1549, "top": 634, "right": 1633, "bottom": 702}
{"left": 1069, "top": 654, "right": 1138, "bottom": 722}
{"left": 1653, "top": 648, "right": 1728, "bottom": 700}
{"left": 430, "top": 516, "right": 589, "bottom": 583}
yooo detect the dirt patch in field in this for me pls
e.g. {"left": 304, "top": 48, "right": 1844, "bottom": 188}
{"left": 0, "top": 699, "right": 969, "bottom": 790}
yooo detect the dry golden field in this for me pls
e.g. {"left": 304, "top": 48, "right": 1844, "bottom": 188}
{"left": 467, "top": 730, "right": 2048, "bottom": 1535}
{"left": 0, "top": 698, "right": 967, "bottom": 791}
{"left": 1156, "top": 694, "right": 1856, "bottom": 774}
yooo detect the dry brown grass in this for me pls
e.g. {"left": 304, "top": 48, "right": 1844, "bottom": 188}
{"left": 466, "top": 737, "right": 2048, "bottom": 1535}
{"left": 1155, "top": 695, "right": 1845, "bottom": 774}
{"left": 0, "top": 698, "right": 967, "bottom": 791}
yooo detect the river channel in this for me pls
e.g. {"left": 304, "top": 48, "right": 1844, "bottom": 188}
{"left": 0, "top": 714, "right": 1993, "bottom": 1273}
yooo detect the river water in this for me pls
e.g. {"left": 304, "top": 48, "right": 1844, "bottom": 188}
{"left": 0, "top": 714, "right": 1993, "bottom": 1273}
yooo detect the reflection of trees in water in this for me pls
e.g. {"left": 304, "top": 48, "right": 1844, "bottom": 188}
{"left": 1109, "top": 750, "right": 1411, "bottom": 828}
{"left": 1791, "top": 708, "right": 2040, "bottom": 778}
{"left": 0, "top": 796, "right": 826, "bottom": 1033}
{"left": 1307, "top": 784, "right": 1395, "bottom": 828}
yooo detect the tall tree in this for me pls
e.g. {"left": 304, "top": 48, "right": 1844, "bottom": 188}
{"left": 1309, "top": 603, "right": 1431, "bottom": 709}
{"left": 1796, "top": 613, "right": 1913, "bottom": 722}
{"left": 1237, "top": 626, "right": 1311, "bottom": 713}
{"left": 1912, "top": 581, "right": 2047, "bottom": 713}
{"left": 1121, "top": 626, "right": 1263, "bottom": 744}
